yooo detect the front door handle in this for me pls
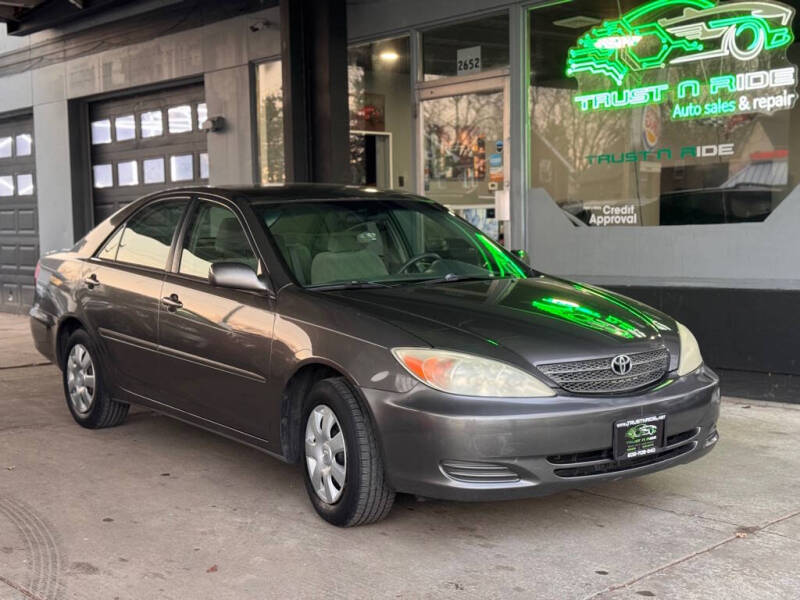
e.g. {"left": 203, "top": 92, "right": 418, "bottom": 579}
{"left": 84, "top": 274, "right": 99, "bottom": 289}
{"left": 161, "top": 293, "right": 183, "bottom": 311}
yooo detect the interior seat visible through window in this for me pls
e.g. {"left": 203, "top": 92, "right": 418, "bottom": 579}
{"left": 180, "top": 202, "right": 259, "bottom": 279}
{"left": 310, "top": 232, "right": 388, "bottom": 285}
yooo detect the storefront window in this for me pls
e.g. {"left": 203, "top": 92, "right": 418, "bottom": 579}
{"left": 256, "top": 60, "right": 285, "bottom": 184}
{"left": 348, "top": 37, "right": 412, "bottom": 191}
{"left": 421, "top": 14, "right": 509, "bottom": 81}
{"left": 529, "top": 0, "right": 800, "bottom": 226}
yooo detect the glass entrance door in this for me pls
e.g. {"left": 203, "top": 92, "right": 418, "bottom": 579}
{"left": 349, "top": 131, "right": 392, "bottom": 189}
{"left": 419, "top": 75, "right": 509, "bottom": 245}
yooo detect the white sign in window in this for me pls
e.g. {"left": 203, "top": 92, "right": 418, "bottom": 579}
{"left": 93, "top": 164, "right": 113, "bottom": 188}
{"left": 17, "top": 174, "right": 34, "bottom": 195}
{"left": 143, "top": 158, "right": 165, "bottom": 184}
{"left": 170, "top": 154, "right": 194, "bottom": 181}
{"left": 456, "top": 46, "right": 481, "bottom": 76}
{"left": 118, "top": 161, "right": 139, "bottom": 186}
{"left": 91, "top": 120, "right": 112, "bottom": 144}
{"left": 140, "top": 111, "right": 163, "bottom": 138}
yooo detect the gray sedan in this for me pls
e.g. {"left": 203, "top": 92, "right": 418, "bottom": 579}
{"left": 30, "top": 185, "right": 720, "bottom": 526}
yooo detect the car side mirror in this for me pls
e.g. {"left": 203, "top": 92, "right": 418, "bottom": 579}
{"left": 512, "top": 249, "right": 530, "bottom": 265}
{"left": 209, "top": 262, "right": 270, "bottom": 294}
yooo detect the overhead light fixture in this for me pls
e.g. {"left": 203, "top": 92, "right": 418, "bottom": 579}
{"left": 379, "top": 51, "right": 399, "bottom": 62}
{"left": 553, "top": 16, "right": 601, "bottom": 29}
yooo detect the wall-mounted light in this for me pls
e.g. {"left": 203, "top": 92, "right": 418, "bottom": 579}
{"left": 202, "top": 116, "right": 225, "bottom": 133}
{"left": 249, "top": 19, "right": 278, "bottom": 33}
{"left": 378, "top": 51, "right": 399, "bottom": 62}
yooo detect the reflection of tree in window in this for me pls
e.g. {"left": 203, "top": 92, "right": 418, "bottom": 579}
{"left": 424, "top": 93, "right": 503, "bottom": 185}
{"left": 257, "top": 61, "right": 285, "bottom": 184}
{"left": 261, "top": 93, "right": 284, "bottom": 183}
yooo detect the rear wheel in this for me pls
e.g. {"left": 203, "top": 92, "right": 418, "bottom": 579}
{"left": 301, "top": 378, "right": 395, "bottom": 526}
{"left": 62, "top": 329, "right": 129, "bottom": 429}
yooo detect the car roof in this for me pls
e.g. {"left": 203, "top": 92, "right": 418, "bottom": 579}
{"left": 161, "top": 183, "right": 435, "bottom": 204}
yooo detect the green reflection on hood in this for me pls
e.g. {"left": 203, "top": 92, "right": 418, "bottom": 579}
{"left": 531, "top": 297, "right": 648, "bottom": 339}
{"left": 475, "top": 233, "right": 528, "bottom": 279}
{"left": 571, "top": 282, "right": 673, "bottom": 332}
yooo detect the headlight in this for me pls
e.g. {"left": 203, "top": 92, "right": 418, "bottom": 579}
{"left": 676, "top": 322, "right": 703, "bottom": 376}
{"left": 391, "top": 348, "right": 555, "bottom": 398}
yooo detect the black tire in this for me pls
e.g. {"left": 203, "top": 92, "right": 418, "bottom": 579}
{"left": 61, "top": 329, "right": 129, "bottom": 429}
{"left": 301, "top": 377, "right": 395, "bottom": 526}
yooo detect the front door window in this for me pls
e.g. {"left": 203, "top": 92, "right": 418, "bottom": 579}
{"left": 179, "top": 202, "right": 259, "bottom": 279}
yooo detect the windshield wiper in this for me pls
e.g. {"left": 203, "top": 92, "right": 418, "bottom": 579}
{"left": 407, "top": 274, "right": 504, "bottom": 286}
{"left": 306, "top": 281, "right": 394, "bottom": 291}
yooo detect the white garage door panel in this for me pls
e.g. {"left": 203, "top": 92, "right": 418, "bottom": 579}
{"left": 90, "top": 83, "right": 208, "bottom": 225}
{"left": 0, "top": 114, "right": 37, "bottom": 312}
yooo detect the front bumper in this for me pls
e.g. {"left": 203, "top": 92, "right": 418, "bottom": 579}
{"left": 361, "top": 366, "right": 720, "bottom": 501}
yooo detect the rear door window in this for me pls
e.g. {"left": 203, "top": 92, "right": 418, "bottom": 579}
{"left": 113, "top": 200, "right": 187, "bottom": 270}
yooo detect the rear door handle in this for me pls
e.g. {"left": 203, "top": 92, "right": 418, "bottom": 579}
{"left": 84, "top": 274, "right": 99, "bottom": 288}
{"left": 161, "top": 293, "right": 183, "bottom": 310}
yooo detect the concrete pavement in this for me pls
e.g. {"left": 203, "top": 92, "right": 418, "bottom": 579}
{"left": 1, "top": 313, "right": 798, "bottom": 599}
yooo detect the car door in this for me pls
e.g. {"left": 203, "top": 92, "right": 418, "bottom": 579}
{"left": 157, "top": 196, "right": 276, "bottom": 440}
{"left": 80, "top": 197, "right": 189, "bottom": 401}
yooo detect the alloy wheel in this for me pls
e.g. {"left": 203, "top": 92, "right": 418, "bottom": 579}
{"left": 66, "top": 344, "right": 96, "bottom": 415}
{"left": 305, "top": 404, "right": 347, "bottom": 504}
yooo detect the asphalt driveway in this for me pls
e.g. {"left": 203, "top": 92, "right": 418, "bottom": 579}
{"left": 1, "top": 314, "right": 798, "bottom": 600}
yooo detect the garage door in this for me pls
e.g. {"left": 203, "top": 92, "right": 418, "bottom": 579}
{"left": 0, "top": 115, "right": 37, "bottom": 312}
{"left": 90, "top": 84, "right": 208, "bottom": 224}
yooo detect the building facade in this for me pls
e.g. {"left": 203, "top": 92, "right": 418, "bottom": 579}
{"left": 1, "top": 0, "right": 798, "bottom": 379}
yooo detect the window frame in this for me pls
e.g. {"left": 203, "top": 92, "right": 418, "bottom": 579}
{"left": 91, "top": 196, "right": 192, "bottom": 275}
{"left": 168, "top": 195, "right": 264, "bottom": 286}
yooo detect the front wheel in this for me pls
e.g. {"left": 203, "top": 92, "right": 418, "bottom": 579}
{"left": 302, "top": 378, "right": 395, "bottom": 526}
{"left": 62, "top": 329, "right": 129, "bottom": 429}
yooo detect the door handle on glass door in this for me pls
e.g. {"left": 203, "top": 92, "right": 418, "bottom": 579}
{"left": 161, "top": 294, "right": 183, "bottom": 310}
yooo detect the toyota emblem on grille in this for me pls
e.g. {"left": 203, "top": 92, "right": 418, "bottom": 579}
{"left": 611, "top": 354, "right": 633, "bottom": 376}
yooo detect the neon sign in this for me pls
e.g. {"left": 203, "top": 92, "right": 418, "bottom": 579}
{"left": 566, "top": 0, "right": 798, "bottom": 121}
{"left": 567, "top": 0, "right": 794, "bottom": 86}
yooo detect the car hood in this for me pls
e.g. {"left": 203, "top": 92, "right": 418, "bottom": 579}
{"left": 326, "top": 276, "right": 680, "bottom": 370}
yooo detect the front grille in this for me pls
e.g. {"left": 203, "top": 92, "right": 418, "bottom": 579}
{"left": 552, "top": 443, "right": 694, "bottom": 478}
{"left": 440, "top": 460, "right": 520, "bottom": 484}
{"left": 537, "top": 348, "right": 669, "bottom": 394}
{"left": 547, "top": 447, "right": 614, "bottom": 465}
{"left": 547, "top": 427, "right": 699, "bottom": 478}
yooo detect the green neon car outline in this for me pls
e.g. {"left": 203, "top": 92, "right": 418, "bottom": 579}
{"left": 625, "top": 423, "right": 659, "bottom": 440}
{"left": 566, "top": 0, "right": 795, "bottom": 86}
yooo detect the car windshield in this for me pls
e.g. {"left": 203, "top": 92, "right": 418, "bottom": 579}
{"left": 251, "top": 197, "right": 530, "bottom": 288}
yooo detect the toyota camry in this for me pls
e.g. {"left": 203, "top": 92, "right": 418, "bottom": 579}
{"left": 29, "top": 185, "right": 720, "bottom": 526}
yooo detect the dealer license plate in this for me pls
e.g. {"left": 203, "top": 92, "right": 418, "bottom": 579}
{"left": 614, "top": 415, "right": 666, "bottom": 460}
